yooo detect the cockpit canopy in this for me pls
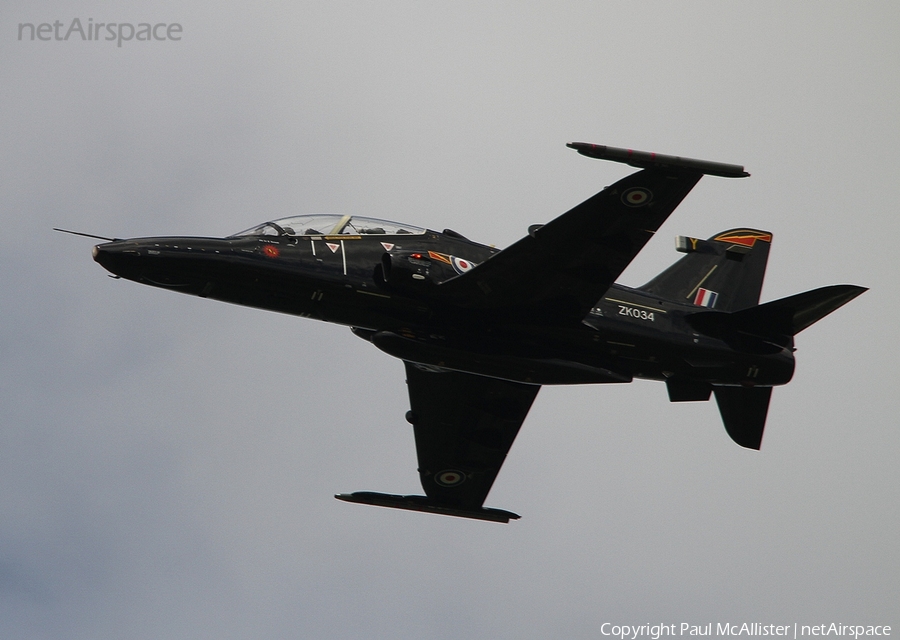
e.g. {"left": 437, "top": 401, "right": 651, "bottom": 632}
{"left": 230, "top": 214, "right": 426, "bottom": 238}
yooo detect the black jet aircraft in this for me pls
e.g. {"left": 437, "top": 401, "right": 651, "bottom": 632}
{"left": 81, "top": 143, "right": 866, "bottom": 523}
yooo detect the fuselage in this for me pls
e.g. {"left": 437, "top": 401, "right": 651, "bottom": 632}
{"left": 81, "top": 148, "right": 865, "bottom": 512}
{"left": 92, "top": 216, "right": 795, "bottom": 389}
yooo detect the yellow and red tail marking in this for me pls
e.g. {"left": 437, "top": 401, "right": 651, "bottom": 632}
{"left": 713, "top": 230, "right": 773, "bottom": 247}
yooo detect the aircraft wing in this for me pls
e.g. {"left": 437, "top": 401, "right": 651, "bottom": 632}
{"left": 404, "top": 362, "right": 539, "bottom": 511}
{"left": 337, "top": 362, "right": 539, "bottom": 522}
{"left": 439, "top": 166, "right": 704, "bottom": 322}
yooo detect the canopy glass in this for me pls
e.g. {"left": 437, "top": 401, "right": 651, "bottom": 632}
{"left": 231, "top": 214, "right": 426, "bottom": 238}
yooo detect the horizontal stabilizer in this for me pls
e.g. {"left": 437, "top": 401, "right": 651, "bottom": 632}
{"left": 335, "top": 491, "right": 520, "bottom": 523}
{"left": 714, "top": 386, "right": 772, "bottom": 450}
{"left": 688, "top": 284, "right": 867, "bottom": 351}
{"left": 567, "top": 142, "right": 749, "bottom": 178}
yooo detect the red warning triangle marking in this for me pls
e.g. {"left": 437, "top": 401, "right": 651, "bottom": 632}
{"left": 326, "top": 242, "right": 340, "bottom": 253}
{"left": 381, "top": 242, "right": 394, "bottom": 252}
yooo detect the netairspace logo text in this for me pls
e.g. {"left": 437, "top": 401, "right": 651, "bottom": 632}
{"left": 599, "top": 624, "right": 892, "bottom": 640}
{"left": 18, "top": 19, "right": 181, "bottom": 47}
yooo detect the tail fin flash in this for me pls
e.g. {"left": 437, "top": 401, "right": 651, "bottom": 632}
{"left": 640, "top": 229, "right": 772, "bottom": 311}
{"left": 713, "top": 386, "right": 772, "bottom": 449}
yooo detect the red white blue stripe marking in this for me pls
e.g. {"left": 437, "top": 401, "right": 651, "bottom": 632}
{"left": 694, "top": 288, "right": 719, "bottom": 308}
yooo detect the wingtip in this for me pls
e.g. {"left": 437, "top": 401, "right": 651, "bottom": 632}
{"left": 335, "top": 491, "right": 520, "bottom": 523}
{"left": 567, "top": 142, "right": 749, "bottom": 178}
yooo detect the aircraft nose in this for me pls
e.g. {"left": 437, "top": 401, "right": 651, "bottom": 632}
{"left": 92, "top": 240, "right": 138, "bottom": 278}
{"left": 92, "top": 242, "right": 117, "bottom": 266}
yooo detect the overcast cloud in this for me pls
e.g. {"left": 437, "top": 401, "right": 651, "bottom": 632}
{"left": 1, "top": 2, "right": 898, "bottom": 638}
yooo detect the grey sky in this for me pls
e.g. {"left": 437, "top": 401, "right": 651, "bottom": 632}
{"left": 2, "top": 2, "right": 898, "bottom": 638}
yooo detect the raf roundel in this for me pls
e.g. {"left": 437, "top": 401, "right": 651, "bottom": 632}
{"left": 621, "top": 187, "right": 653, "bottom": 207}
{"left": 451, "top": 256, "right": 477, "bottom": 275}
{"left": 435, "top": 470, "right": 466, "bottom": 487}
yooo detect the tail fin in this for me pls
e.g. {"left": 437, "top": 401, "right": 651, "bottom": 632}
{"left": 639, "top": 229, "right": 772, "bottom": 311}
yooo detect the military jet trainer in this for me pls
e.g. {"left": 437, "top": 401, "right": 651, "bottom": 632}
{"left": 84, "top": 143, "right": 865, "bottom": 523}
